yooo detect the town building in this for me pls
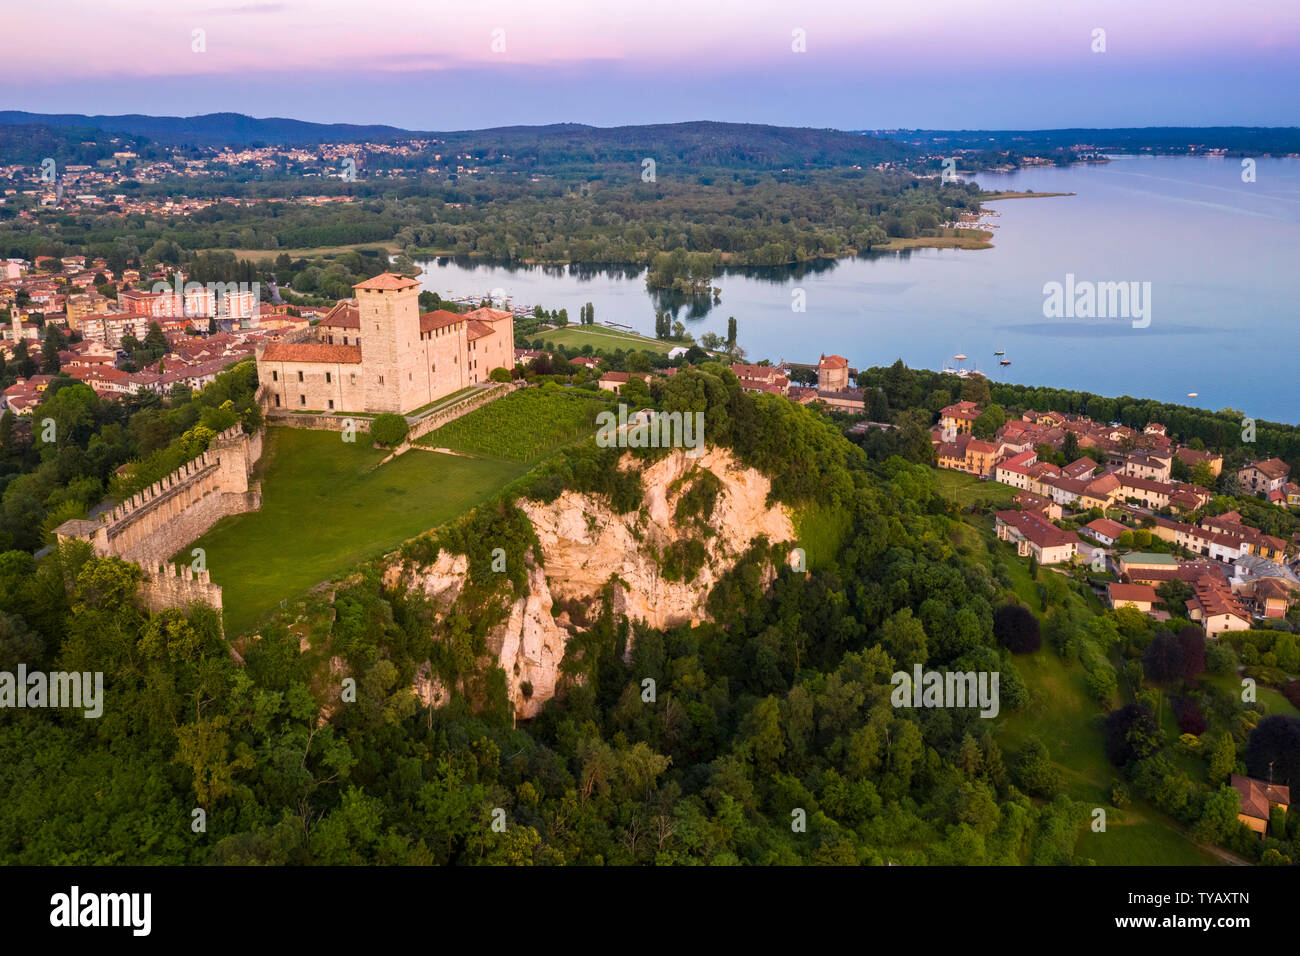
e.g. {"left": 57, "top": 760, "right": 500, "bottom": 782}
{"left": 1230, "top": 775, "right": 1290, "bottom": 837}
{"left": 993, "top": 510, "right": 1079, "bottom": 564}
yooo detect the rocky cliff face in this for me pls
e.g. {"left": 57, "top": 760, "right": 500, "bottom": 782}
{"left": 388, "top": 447, "right": 795, "bottom": 718}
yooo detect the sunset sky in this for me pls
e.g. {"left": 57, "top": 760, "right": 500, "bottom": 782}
{"left": 5, "top": 0, "right": 1299, "bottom": 129}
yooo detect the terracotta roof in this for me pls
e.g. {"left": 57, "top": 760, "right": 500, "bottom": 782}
{"left": 1108, "top": 583, "right": 1157, "bottom": 605}
{"left": 419, "top": 309, "right": 463, "bottom": 332}
{"left": 1187, "top": 579, "right": 1249, "bottom": 620}
{"left": 462, "top": 307, "right": 512, "bottom": 322}
{"left": 1086, "top": 518, "right": 1127, "bottom": 540}
{"left": 1243, "top": 458, "right": 1291, "bottom": 480}
{"left": 262, "top": 342, "right": 362, "bottom": 364}
{"left": 320, "top": 300, "right": 360, "bottom": 329}
{"left": 819, "top": 353, "right": 848, "bottom": 369}
{"left": 994, "top": 510, "right": 1080, "bottom": 550}
{"left": 353, "top": 272, "right": 419, "bottom": 291}
{"left": 466, "top": 319, "right": 495, "bottom": 341}
{"left": 1231, "top": 775, "right": 1290, "bottom": 821}
{"left": 1062, "top": 457, "right": 1099, "bottom": 478}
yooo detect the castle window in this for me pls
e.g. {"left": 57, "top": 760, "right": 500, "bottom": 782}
{"left": 328, "top": 335, "right": 333, "bottom": 344}
{"left": 328, "top": 400, "right": 334, "bottom": 410}
{"left": 297, "top": 370, "right": 303, "bottom": 382}
{"left": 274, "top": 394, "right": 280, "bottom": 407}
{"left": 299, "top": 394, "right": 305, "bottom": 405}
{"left": 379, "top": 375, "right": 384, "bottom": 384}
{"left": 350, "top": 373, "right": 356, "bottom": 384}
{"left": 272, "top": 370, "right": 278, "bottom": 381}
{"left": 326, "top": 372, "right": 331, "bottom": 383}
{"left": 344, "top": 336, "right": 349, "bottom": 345}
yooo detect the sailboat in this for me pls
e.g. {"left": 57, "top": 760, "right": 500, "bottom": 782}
{"left": 999, "top": 356, "right": 1012, "bottom": 366}
{"left": 993, "top": 348, "right": 1005, "bottom": 356}
{"left": 954, "top": 353, "right": 967, "bottom": 361}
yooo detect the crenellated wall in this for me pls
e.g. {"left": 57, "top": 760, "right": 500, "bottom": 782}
{"left": 56, "top": 424, "right": 264, "bottom": 575}
{"left": 137, "top": 560, "right": 223, "bottom": 614}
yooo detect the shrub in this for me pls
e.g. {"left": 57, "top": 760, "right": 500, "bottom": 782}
{"left": 489, "top": 367, "right": 512, "bottom": 383}
{"left": 1104, "top": 703, "right": 1160, "bottom": 767}
{"left": 993, "top": 604, "right": 1041, "bottom": 654}
{"left": 1110, "top": 782, "right": 1131, "bottom": 808}
{"left": 1205, "top": 640, "right": 1237, "bottom": 675}
{"left": 1283, "top": 681, "right": 1300, "bottom": 709}
{"left": 1173, "top": 697, "right": 1206, "bottom": 735}
{"left": 369, "top": 412, "right": 409, "bottom": 447}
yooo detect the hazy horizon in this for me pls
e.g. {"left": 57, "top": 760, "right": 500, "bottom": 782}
{"left": 3, "top": 0, "right": 1297, "bottom": 130}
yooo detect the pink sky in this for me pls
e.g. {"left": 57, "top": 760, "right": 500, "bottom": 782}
{"left": 3, "top": 0, "right": 1298, "bottom": 127}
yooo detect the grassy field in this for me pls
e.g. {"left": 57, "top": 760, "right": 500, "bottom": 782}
{"left": 417, "top": 387, "right": 609, "bottom": 463}
{"left": 876, "top": 228, "right": 993, "bottom": 251}
{"left": 187, "top": 428, "right": 528, "bottom": 636}
{"left": 531, "top": 326, "right": 679, "bottom": 355}
{"left": 932, "top": 468, "right": 1020, "bottom": 509}
{"left": 998, "top": 634, "right": 1219, "bottom": 865}
{"left": 952, "top": 511, "right": 1219, "bottom": 864}
{"left": 793, "top": 502, "right": 850, "bottom": 570}
{"left": 1202, "top": 672, "right": 1300, "bottom": 718}
{"left": 223, "top": 242, "right": 401, "bottom": 260}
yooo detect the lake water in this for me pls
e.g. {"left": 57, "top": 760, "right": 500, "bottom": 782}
{"left": 416, "top": 156, "right": 1300, "bottom": 424}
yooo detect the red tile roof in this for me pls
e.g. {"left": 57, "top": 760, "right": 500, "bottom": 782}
{"left": 353, "top": 272, "right": 419, "bottom": 291}
{"left": 419, "top": 309, "right": 463, "bottom": 332}
{"left": 1108, "top": 583, "right": 1157, "bottom": 605}
{"left": 262, "top": 342, "right": 362, "bottom": 364}
{"left": 320, "top": 301, "right": 360, "bottom": 329}
{"left": 1231, "top": 775, "right": 1290, "bottom": 821}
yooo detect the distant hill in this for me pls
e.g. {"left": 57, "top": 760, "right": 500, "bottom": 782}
{"left": 869, "top": 127, "right": 1300, "bottom": 155}
{"left": 0, "top": 111, "right": 913, "bottom": 168}
{"left": 0, "top": 111, "right": 411, "bottom": 147}
{"left": 433, "top": 121, "right": 914, "bottom": 169}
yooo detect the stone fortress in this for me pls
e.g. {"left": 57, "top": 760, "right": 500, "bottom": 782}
{"left": 54, "top": 424, "right": 264, "bottom": 617}
{"left": 256, "top": 272, "right": 516, "bottom": 415}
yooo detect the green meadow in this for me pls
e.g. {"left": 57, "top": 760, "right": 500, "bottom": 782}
{"left": 188, "top": 427, "right": 527, "bottom": 636}
{"left": 951, "top": 510, "right": 1220, "bottom": 865}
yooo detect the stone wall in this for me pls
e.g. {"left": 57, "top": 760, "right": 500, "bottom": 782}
{"left": 264, "top": 412, "right": 365, "bottom": 432}
{"left": 137, "top": 560, "right": 223, "bottom": 614}
{"left": 408, "top": 383, "right": 512, "bottom": 442}
{"left": 56, "top": 424, "right": 264, "bottom": 573}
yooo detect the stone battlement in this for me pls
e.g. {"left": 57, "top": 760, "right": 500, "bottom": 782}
{"left": 101, "top": 424, "right": 248, "bottom": 529}
{"left": 137, "top": 560, "right": 224, "bottom": 614}
{"left": 54, "top": 425, "right": 264, "bottom": 617}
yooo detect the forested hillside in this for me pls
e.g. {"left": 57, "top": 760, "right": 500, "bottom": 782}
{"left": 3, "top": 363, "right": 1293, "bottom": 865}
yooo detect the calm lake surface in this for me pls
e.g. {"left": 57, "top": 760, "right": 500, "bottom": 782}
{"left": 416, "top": 156, "right": 1300, "bottom": 423}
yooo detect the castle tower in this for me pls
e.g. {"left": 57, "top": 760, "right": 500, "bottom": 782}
{"left": 354, "top": 273, "right": 422, "bottom": 413}
{"left": 818, "top": 354, "right": 849, "bottom": 393}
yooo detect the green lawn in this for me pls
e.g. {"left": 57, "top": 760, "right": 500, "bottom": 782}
{"left": 998, "top": 648, "right": 1220, "bottom": 865}
{"left": 793, "top": 502, "right": 849, "bottom": 570}
{"left": 1202, "top": 672, "right": 1300, "bottom": 718}
{"left": 186, "top": 428, "right": 528, "bottom": 636}
{"left": 953, "top": 510, "right": 1219, "bottom": 865}
{"left": 932, "top": 468, "right": 1019, "bottom": 510}
{"left": 532, "top": 325, "right": 679, "bottom": 356}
